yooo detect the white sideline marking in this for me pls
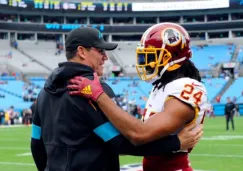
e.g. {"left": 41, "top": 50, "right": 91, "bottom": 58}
{"left": 16, "top": 152, "right": 31, "bottom": 156}
{"left": 201, "top": 143, "right": 243, "bottom": 147}
{"left": 0, "top": 139, "right": 30, "bottom": 142}
{"left": 191, "top": 153, "right": 243, "bottom": 158}
{"left": 0, "top": 162, "right": 34, "bottom": 166}
{"left": 120, "top": 163, "right": 215, "bottom": 171}
{"left": 202, "top": 135, "right": 243, "bottom": 140}
{"left": 13, "top": 152, "right": 243, "bottom": 158}
{"left": 0, "top": 125, "right": 27, "bottom": 128}
{"left": 0, "top": 162, "right": 215, "bottom": 171}
{"left": 0, "top": 147, "right": 29, "bottom": 150}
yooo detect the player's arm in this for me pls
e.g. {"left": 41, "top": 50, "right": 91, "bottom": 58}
{"left": 72, "top": 82, "right": 199, "bottom": 156}
{"left": 97, "top": 94, "right": 195, "bottom": 145}
{"left": 30, "top": 102, "right": 47, "bottom": 171}
{"left": 71, "top": 95, "right": 180, "bottom": 155}
{"left": 67, "top": 74, "right": 200, "bottom": 145}
{"left": 78, "top": 96, "right": 199, "bottom": 156}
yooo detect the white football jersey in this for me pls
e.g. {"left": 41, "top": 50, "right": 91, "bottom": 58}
{"left": 143, "top": 77, "right": 208, "bottom": 127}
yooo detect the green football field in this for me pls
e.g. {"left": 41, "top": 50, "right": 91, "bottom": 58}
{"left": 0, "top": 117, "right": 242, "bottom": 171}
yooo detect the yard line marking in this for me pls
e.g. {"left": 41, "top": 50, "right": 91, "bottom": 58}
{"left": 202, "top": 135, "right": 243, "bottom": 140}
{"left": 120, "top": 163, "right": 216, "bottom": 171}
{"left": 0, "top": 162, "right": 219, "bottom": 171}
{"left": 0, "top": 125, "right": 27, "bottom": 128}
{"left": 200, "top": 144, "right": 243, "bottom": 147}
{"left": 0, "top": 147, "right": 29, "bottom": 150}
{"left": 191, "top": 153, "right": 243, "bottom": 158}
{"left": 0, "top": 162, "right": 34, "bottom": 166}
{"left": 0, "top": 139, "right": 30, "bottom": 142}
{"left": 16, "top": 152, "right": 31, "bottom": 156}
{"left": 204, "top": 131, "right": 243, "bottom": 134}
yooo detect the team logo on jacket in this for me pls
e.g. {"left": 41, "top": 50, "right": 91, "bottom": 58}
{"left": 120, "top": 164, "right": 142, "bottom": 171}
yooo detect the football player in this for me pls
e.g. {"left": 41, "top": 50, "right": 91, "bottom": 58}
{"left": 67, "top": 22, "right": 208, "bottom": 171}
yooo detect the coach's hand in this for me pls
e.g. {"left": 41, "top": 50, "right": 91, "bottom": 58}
{"left": 67, "top": 73, "right": 104, "bottom": 101}
{"left": 178, "top": 123, "right": 203, "bottom": 151}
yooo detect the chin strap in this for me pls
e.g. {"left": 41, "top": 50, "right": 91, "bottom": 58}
{"left": 145, "top": 75, "right": 159, "bottom": 84}
{"left": 145, "top": 57, "right": 187, "bottom": 84}
{"left": 158, "top": 56, "right": 187, "bottom": 79}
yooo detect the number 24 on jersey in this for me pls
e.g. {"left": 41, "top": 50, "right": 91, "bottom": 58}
{"left": 180, "top": 84, "right": 203, "bottom": 105}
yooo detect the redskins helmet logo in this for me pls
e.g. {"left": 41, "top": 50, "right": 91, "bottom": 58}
{"left": 163, "top": 28, "right": 181, "bottom": 46}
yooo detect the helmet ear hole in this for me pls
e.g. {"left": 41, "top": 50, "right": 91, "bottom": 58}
{"left": 173, "top": 52, "right": 179, "bottom": 58}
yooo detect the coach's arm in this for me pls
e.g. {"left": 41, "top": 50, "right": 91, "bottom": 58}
{"left": 77, "top": 94, "right": 200, "bottom": 156}
{"left": 96, "top": 94, "right": 202, "bottom": 145}
{"left": 67, "top": 74, "right": 203, "bottom": 146}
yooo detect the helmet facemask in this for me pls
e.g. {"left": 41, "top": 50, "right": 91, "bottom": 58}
{"left": 136, "top": 47, "right": 173, "bottom": 82}
{"left": 136, "top": 23, "right": 191, "bottom": 82}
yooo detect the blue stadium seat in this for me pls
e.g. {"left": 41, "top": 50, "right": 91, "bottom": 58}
{"left": 191, "top": 45, "right": 235, "bottom": 70}
{"left": 237, "top": 46, "right": 243, "bottom": 62}
{"left": 0, "top": 91, "right": 32, "bottom": 110}
{"left": 202, "top": 78, "right": 227, "bottom": 102}
{"left": 221, "top": 77, "right": 243, "bottom": 103}
{"left": 0, "top": 80, "right": 24, "bottom": 97}
{"left": 0, "top": 76, "right": 17, "bottom": 81}
{"left": 0, "top": 76, "right": 237, "bottom": 114}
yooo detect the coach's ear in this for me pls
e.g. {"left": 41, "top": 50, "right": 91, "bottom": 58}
{"left": 77, "top": 46, "right": 88, "bottom": 60}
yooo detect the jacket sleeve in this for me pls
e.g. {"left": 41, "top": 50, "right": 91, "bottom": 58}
{"left": 109, "top": 134, "right": 180, "bottom": 156}
{"left": 119, "top": 135, "right": 180, "bottom": 156}
{"left": 82, "top": 103, "right": 181, "bottom": 156}
{"left": 31, "top": 102, "right": 47, "bottom": 171}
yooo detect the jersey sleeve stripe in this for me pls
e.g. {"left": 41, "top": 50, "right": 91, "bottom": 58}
{"left": 186, "top": 106, "right": 200, "bottom": 125}
{"left": 93, "top": 122, "right": 120, "bottom": 142}
{"left": 165, "top": 96, "right": 175, "bottom": 102}
{"left": 31, "top": 124, "right": 41, "bottom": 140}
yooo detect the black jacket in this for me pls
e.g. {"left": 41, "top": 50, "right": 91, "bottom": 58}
{"left": 31, "top": 62, "right": 180, "bottom": 171}
{"left": 225, "top": 102, "right": 235, "bottom": 115}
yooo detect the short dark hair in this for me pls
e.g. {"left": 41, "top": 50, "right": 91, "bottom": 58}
{"left": 65, "top": 50, "right": 77, "bottom": 60}
{"left": 65, "top": 47, "right": 92, "bottom": 61}
{"left": 153, "top": 60, "right": 201, "bottom": 90}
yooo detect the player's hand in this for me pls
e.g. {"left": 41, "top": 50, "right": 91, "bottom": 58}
{"left": 67, "top": 73, "right": 104, "bottom": 101}
{"left": 178, "top": 123, "right": 203, "bottom": 151}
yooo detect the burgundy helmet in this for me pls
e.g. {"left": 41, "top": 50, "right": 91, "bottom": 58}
{"left": 136, "top": 22, "right": 192, "bottom": 82}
